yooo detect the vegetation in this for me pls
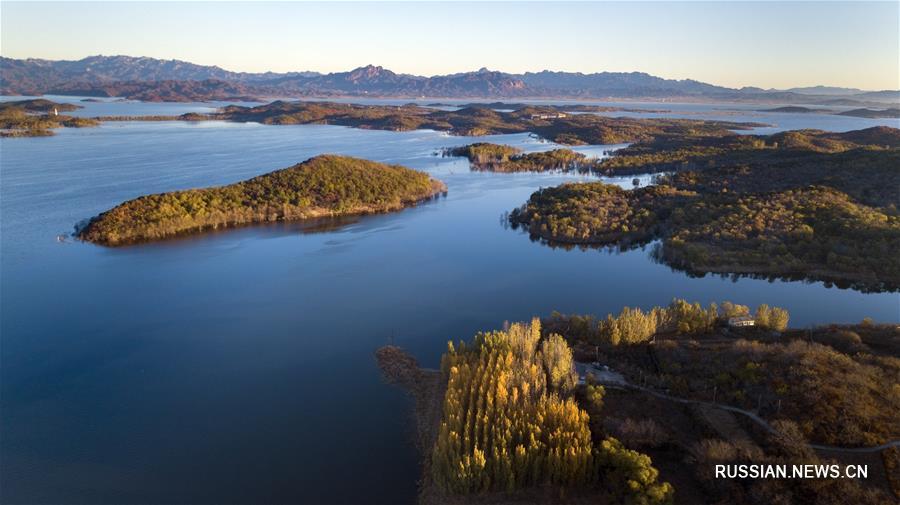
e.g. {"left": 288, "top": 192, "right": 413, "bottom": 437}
{"left": 77, "top": 155, "right": 446, "bottom": 245}
{"left": 381, "top": 305, "right": 897, "bottom": 503}
{"left": 446, "top": 142, "right": 522, "bottom": 163}
{"left": 201, "top": 101, "right": 763, "bottom": 145}
{"left": 838, "top": 108, "right": 900, "bottom": 119}
{"left": 594, "top": 127, "right": 900, "bottom": 174}
{"left": 0, "top": 98, "right": 80, "bottom": 113}
{"left": 544, "top": 298, "right": 788, "bottom": 347}
{"left": 432, "top": 318, "right": 673, "bottom": 502}
{"left": 94, "top": 115, "right": 184, "bottom": 122}
{"left": 760, "top": 106, "right": 829, "bottom": 113}
{"left": 426, "top": 103, "right": 670, "bottom": 114}
{"left": 691, "top": 420, "right": 893, "bottom": 504}
{"left": 546, "top": 303, "right": 899, "bottom": 448}
{"left": 510, "top": 127, "right": 900, "bottom": 291}
{"left": 0, "top": 99, "right": 98, "bottom": 137}
{"left": 447, "top": 142, "right": 601, "bottom": 173}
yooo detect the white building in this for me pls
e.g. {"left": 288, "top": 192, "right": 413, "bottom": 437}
{"left": 728, "top": 316, "right": 756, "bottom": 328}
{"left": 530, "top": 113, "right": 567, "bottom": 120}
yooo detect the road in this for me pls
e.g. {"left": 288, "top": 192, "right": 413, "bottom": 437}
{"left": 574, "top": 361, "right": 900, "bottom": 453}
{"left": 575, "top": 361, "right": 626, "bottom": 386}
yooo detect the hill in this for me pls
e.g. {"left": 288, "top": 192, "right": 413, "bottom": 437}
{"left": 77, "top": 155, "right": 447, "bottom": 245}
{"left": 201, "top": 100, "right": 763, "bottom": 145}
{"left": 4, "top": 55, "right": 898, "bottom": 103}
{"left": 446, "top": 143, "right": 602, "bottom": 173}
{"left": 838, "top": 108, "right": 900, "bottom": 119}
{"left": 0, "top": 99, "right": 98, "bottom": 137}
{"left": 509, "top": 127, "right": 900, "bottom": 292}
{"left": 760, "top": 106, "right": 830, "bottom": 114}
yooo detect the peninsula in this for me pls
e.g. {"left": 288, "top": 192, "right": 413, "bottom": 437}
{"left": 838, "top": 108, "right": 900, "bottom": 119}
{"left": 77, "top": 155, "right": 446, "bottom": 245}
{"left": 190, "top": 101, "right": 765, "bottom": 145}
{"left": 0, "top": 99, "right": 98, "bottom": 137}
{"left": 379, "top": 302, "right": 898, "bottom": 504}
{"left": 446, "top": 142, "right": 601, "bottom": 172}
{"left": 378, "top": 318, "right": 674, "bottom": 505}
{"left": 510, "top": 127, "right": 900, "bottom": 291}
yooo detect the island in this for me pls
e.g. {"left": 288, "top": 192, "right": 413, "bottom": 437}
{"left": 185, "top": 101, "right": 765, "bottom": 145}
{"left": 77, "top": 155, "right": 447, "bottom": 245}
{"left": 0, "top": 99, "right": 98, "bottom": 137}
{"left": 379, "top": 301, "right": 898, "bottom": 504}
{"left": 838, "top": 108, "right": 900, "bottom": 119}
{"left": 760, "top": 106, "right": 832, "bottom": 114}
{"left": 445, "top": 142, "right": 601, "bottom": 172}
{"left": 426, "top": 102, "right": 672, "bottom": 113}
{"left": 509, "top": 127, "right": 900, "bottom": 291}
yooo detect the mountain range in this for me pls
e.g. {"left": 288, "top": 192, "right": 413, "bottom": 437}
{"left": 2, "top": 55, "right": 898, "bottom": 105}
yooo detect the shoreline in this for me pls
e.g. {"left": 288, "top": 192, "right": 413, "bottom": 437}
{"left": 76, "top": 156, "right": 448, "bottom": 246}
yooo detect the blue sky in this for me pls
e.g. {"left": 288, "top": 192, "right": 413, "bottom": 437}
{"left": 2, "top": 1, "right": 898, "bottom": 90}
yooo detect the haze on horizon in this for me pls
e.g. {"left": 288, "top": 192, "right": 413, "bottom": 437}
{"left": 1, "top": 1, "right": 898, "bottom": 91}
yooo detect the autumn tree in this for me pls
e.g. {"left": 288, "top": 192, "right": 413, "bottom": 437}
{"left": 542, "top": 333, "right": 577, "bottom": 393}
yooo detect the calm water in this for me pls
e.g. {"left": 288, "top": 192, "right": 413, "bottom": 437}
{"left": 1, "top": 99, "right": 898, "bottom": 504}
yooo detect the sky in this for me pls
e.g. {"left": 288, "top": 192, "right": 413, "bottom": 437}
{"left": 1, "top": 1, "right": 898, "bottom": 90}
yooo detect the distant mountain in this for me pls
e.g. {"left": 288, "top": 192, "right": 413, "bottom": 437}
{"left": 0, "top": 55, "right": 317, "bottom": 96}
{"left": 46, "top": 79, "right": 260, "bottom": 102}
{"left": 520, "top": 70, "right": 730, "bottom": 97}
{"left": 1, "top": 55, "right": 317, "bottom": 86}
{"left": 423, "top": 68, "right": 527, "bottom": 96}
{"left": 276, "top": 65, "right": 423, "bottom": 94}
{"left": 785, "top": 85, "right": 864, "bottom": 96}
{"left": 855, "top": 90, "right": 900, "bottom": 102}
{"left": 1, "top": 55, "right": 897, "bottom": 104}
{"left": 779, "top": 87, "right": 899, "bottom": 104}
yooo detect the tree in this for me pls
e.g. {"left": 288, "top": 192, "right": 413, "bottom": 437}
{"left": 542, "top": 333, "right": 577, "bottom": 394}
{"left": 596, "top": 437, "right": 675, "bottom": 504}
{"left": 585, "top": 384, "right": 605, "bottom": 411}
{"left": 431, "top": 319, "right": 671, "bottom": 496}
{"left": 755, "top": 304, "right": 789, "bottom": 331}
{"left": 721, "top": 301, "right": 750, "bottom": 319}
{"left": 755, "top": 304, "right": 772, "bottom": 328}
{"left": 768, "top": 307, "right": 789, "bottom": 331}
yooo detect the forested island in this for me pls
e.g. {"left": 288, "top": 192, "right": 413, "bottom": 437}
{"left": 760, "top": 106, "right": 831, "bottom": 114}
{"left": 510, "top": 127, "right": 900, "bottom": 291}
{"left": 755, "top": 106, "right": 900, "bottom": 118}
{"left": 837, "top": 108, "right": 900, "bottom": 119}
{"left": 426, "top": 102, "right": 671, "bottom": 114}
{"left": 77, "top": 155, "right": 446, "bottom": 245}
{"left": 379, "top": 302, "right": 898, "bottom": 504}
{"left": 2, "top": 99, "right": 765, "bottom": 144}
{"left": 191, "top": 101, "right": 764, "bottom": 145}
{"left": 0, "top": 99, "right": 98, "bottom": 137}
{"left": 446, "top": 143, "right": 601, "bottom": 173}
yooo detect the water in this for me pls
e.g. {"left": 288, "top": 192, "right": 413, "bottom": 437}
{"left": 0, "top": 94, "right": 264, "bottom": 118}
{"left": 5, "top": 94, "right": 897, "bottom": 135}
{"left": 1, "top": 102, "right": 898, "bottom": 504}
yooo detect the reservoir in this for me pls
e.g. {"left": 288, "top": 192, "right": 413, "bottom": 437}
{"left": 1, "top": 98, "right": 897, "bottom": 504}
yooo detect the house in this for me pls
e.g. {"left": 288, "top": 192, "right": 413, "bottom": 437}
{"left": 530, "top": 113, "right": 567, "bottom": 120}
{"left": 728, "top": 316, "right": 756, "bottom": 327}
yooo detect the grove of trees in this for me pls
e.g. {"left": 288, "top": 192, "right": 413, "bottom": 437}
{"left": 78, "top": 155, "right": 446, "bottom": 245}
{"left": 432, "top": 319, "right": 673, "bottom": 503}
{"left": 544, "top": 298, "right": 789, "bottom": 346}
{"left": 510, "top": 128, "right": 900, "bottom": 292}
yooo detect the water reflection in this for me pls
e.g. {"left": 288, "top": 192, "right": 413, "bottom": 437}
{"left": 2, "top": 106, "right": 897, "bottom": 505}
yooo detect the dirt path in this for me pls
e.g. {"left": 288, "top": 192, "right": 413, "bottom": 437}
{"left": 580, "top": 362, "right": 900, "bottom": 453}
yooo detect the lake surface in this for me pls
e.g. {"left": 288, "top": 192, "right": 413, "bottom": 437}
{"left": 1, "top": 99, "right": 898, "bottom": 504}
